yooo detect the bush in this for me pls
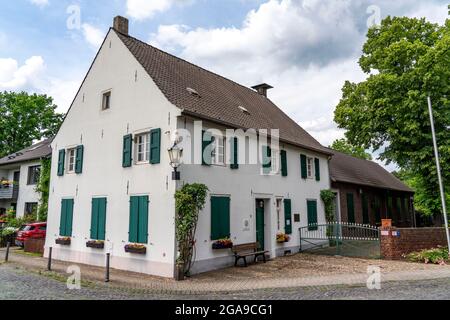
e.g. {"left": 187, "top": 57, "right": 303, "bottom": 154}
{"left": 406, "top": 247, "right": 449, "bottom": 265}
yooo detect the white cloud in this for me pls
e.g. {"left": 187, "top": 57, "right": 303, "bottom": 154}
{"left": 29, "top": 0, "right": 49, "bottom": 7}
{"left": 0, "top": 56, "right": 45, "bottom": 89}
{"left": 149, "top": 0, "right": 447, "bottom": 158}
{"left": 126, "top": 0, "right": 194, "bottom": 20}
{"left": 0, "top": 55, "right": 81, "bottom": 112}
{"left": 82, "top": 24, "right": 106, "bottom": 49}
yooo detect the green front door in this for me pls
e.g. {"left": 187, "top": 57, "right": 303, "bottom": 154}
{"left": 256, "top": 202, "right": 265, "bottom": 250}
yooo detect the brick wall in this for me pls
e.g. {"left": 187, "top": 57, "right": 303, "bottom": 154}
{"left": 381, "top": 227, "right": 448, "bottom": 259}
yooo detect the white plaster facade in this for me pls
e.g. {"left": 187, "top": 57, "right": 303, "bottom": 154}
{"left": 45, "top": 28, "right": 330, "bottom": 278}
{"left": 0, "top": 160, "right": 42, "bottom": 218}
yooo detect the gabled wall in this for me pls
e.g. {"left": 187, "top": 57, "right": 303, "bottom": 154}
{"left": 45, "top": 30, "right": 181, "bottom": 277}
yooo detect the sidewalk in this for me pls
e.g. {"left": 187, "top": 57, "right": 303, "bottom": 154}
{"left": 2, "top": 248, "right": 450, "bottom": 294}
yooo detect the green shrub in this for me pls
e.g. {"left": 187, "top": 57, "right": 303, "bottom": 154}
{"left": 406, "top": 247, "right": 449, "bottom": 265}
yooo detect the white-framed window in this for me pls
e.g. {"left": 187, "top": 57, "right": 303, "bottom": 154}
{"left": 135, "top": 132, "right": 151, "bottom": 163}
{"left": 102, "top": 91, "right": 111, "bottom": 110}
{"left": 271, "top": 149, "right": 280, "bottom": 174}
{"left": 307, "top": 157, "right": 314, "bottom": 179}
{"left": 67, "top": 148, "right": 76, "bottom": 173}
{"left": 211, "top": 135, "right": 225, "bottom": 166}
{"left": 276, "top": 198, "right": 283, "bottom": 231}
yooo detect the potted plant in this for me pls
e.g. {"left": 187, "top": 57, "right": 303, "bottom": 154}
{"left": 86, "top": 240, "right": 105, "bottom": 249}
{"left": 212, "top": 238, "right": 233, "bottom": 250}
{"left": 125, "top": 243, "right": 147, "bottom": 255}
{"left": 55, "top": 237, "right": 71, "bottom": 245}
{"left": 276, "top": 233, "right": 290, "bottom": 244}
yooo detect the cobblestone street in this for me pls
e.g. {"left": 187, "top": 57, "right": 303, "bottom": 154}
{"left": 1, "top": 264, "right": 450, "bottom": 300}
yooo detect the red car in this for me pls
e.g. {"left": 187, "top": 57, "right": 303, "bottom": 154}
{"left": 16, "top": 222, "right": 47, "bottom": 247}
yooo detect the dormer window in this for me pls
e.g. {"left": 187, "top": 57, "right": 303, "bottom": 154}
{"left": 102, "top": 91, "right": 111, "bottom": 110}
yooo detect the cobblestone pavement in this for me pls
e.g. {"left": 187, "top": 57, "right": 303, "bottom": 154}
{"left": 3, "top": 248, "right": 450, "bottom": 295}
{"left": 1, "top": 264, "right": 450, "bottom": 300}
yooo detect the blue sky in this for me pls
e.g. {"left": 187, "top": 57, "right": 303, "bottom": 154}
{"left": 0, "top": 0, "right": 448, "bottom": 168}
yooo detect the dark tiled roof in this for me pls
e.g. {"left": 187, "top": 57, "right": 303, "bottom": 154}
{"left": 0, "top": 139, "right": 52, "bottom": 167}
{"left": 329, "top": 149, "right": 413, "bottom": 193}
{"left": 115, "top": 30, "right": 331, "bottom": 155}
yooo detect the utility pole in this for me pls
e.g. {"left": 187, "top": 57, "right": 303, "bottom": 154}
{"left": 427, "top": 97, "right": 450, "bottom": 254}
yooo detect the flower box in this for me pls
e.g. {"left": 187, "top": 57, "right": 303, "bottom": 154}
{"left": 55, "top": 238, "right": 71, "bottom": 246}
{"left": 125, "top": 244, "right": 147, "bottom": 255}
{"left": 212, "top": 239, "right": 233, "bottom": 250}
{"left": 86, "top": 240, "right": 105, "bottom": 249}
{"left": 276, "top": 233, "right": 290, "bottom": 244}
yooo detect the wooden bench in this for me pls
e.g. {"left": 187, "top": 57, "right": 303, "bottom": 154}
{"left": 232, "top": 242, "right": 269, "bottom": 267}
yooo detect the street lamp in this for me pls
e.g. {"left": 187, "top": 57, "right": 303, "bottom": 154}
{"left": 168, "top": 143, "right": 183, "bottom": 181}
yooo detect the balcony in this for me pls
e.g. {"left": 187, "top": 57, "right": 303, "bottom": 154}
{"left": 0, "top": 185, "right": 19, "bottom": 200}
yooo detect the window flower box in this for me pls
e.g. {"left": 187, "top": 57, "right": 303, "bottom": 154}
{"left": 276, "top": 233, "right": 290, "bottom": 244}
{"left": 212, "top": 238, "right": 233, "bottom": 250}
{"left": 55, "top": 237, "right": 71, "bottom": 246}
{"left": 86, "top": 240, "right": 105, "bottom": 249}
{"left": 125, "top": 244, "right": 147, "bottom": 255}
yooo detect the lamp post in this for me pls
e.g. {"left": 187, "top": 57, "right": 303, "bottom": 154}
{"left": 168, "top": 143, "right": 183, "bottom": 181}
{"left": 427, "top": 97, "right": 450, "bottom": 254}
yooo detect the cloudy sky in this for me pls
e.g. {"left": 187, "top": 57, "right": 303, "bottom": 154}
{"left": 0, "top": 0, "right": 448, "bottom": 167}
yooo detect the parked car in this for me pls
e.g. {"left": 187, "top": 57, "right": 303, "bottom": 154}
{"left": 15, "top": 222, "right": 46, "bottom": 247}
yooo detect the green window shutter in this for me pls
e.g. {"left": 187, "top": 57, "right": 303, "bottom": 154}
{"left": 91, "top": 198, "right": 107, "bottom": 240}
{"left": 284, "top": 199, "right": 292, "bottom": 234}
{"left": 97, "top": 198, "right": 107, "bottom": 241}
{"left": 300, "top": 154, "right": 307, "bottom": 179}
{"left": 75, "top": 145, "right": 84, "bottom": 174}
{"left": 129, "top": 196, "right": 139, "bottom": 243}
{"left": 122, "top": 134, "right": 133, "bottom": 168}
{"left": 57, "top": 149, "right": 65, "bottom": 176}
{"left": 307, "top": 200, "right": 318, "bottom": 231}
{"left": 281, "top": 150, "right": 288, "bottom": 177}
{"left": 347, "top": 193, "right": 355, "bottom": 223}
{"left": 262, "top": 146, "right": 271, "bottom": 174}
{"left": 90, "top": 199, "right": 99, "bottom": 240}
{"left": 362, "top": 194, "right": 369, "bottom": 225}
{"left": 65, "top": 199, "right": 74, "bottom": 237}
{"left": 202, "top": 131, "right": 212, "bottom": 166}
{"left": 59, "top": 199, "right": 67, "bottom": 236}
{"left": 150, "top": 128, "right": 161, "bottom": 164}
{"left": 314, "top": 158, "right": 320, "bottom": 181}
{"left": 230, "top": 137, "right": 239, "bottom": 169}
{"left": 137, "top": 196, "right": 149, "bottom": 244}
{"left": 211, "top": 196, "right": 230, "bottom": 240}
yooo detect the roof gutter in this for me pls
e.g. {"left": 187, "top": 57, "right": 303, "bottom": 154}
{"left": 180, "top": 110, "right": 334, "bottom": 157}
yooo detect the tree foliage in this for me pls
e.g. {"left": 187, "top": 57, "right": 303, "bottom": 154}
{"left": 320, "top": 190, "right": 336, "bottom": 222}
{"left": 330, "top": 138, "right": 372, "bottom": 160}
{"left": 0, "top": 91, "right": 64, "bottom": 158}
{"left": 334, "top": 17, "right": 450, "bottom": 216}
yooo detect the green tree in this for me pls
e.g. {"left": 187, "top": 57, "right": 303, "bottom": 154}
{"left": 330, "top": 138, "right": 372, "bottom": 160}
{"left": 0, "top": 92, "right": 63, "bottom": 158}
{"left": 334, "top": 17, "right": 450, "bottom": 217}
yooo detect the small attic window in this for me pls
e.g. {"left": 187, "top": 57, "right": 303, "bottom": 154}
{"left": 186, "top": 87, "right": 200, "bottom": 97}
{"left": 238, "top": 105, "right": 250, "bottom": 115}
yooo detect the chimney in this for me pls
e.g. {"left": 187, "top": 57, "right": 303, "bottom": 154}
{"left": 252, "top": 83, "right": 273, "bottom": 98}
{"left": 113, "top": 16, "right": 129, "bottom": 35}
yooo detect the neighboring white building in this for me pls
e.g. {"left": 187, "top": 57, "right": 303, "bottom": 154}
{"left": 0, "top": 139, "right": 52, "bottom": 218}
{"left": 45, "top": 17, "right": 332, "bottom": 278}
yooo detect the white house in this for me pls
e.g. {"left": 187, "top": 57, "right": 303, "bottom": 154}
{"left": 0, "top": 139, "right": 52, "bottom": 218}
{"left": 45, "top": 17, "right": 332, "bottom": 278}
